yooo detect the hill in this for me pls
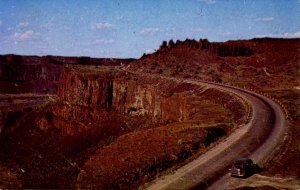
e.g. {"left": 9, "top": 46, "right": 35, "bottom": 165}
{"left": 129, "top": 38, "right": 300, "bottom": 89}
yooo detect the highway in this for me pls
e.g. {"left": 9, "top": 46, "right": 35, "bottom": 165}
{"left": 142, "top": 76, "right": 287, "bottom": 190}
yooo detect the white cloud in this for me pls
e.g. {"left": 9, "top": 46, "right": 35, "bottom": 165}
{"left": 191, "top": 28, "right": 203, "bottom": 33}
{"left": 219, "top": 32, "right": 233, "bottom": 37}
{"left": 41, "top": 23, "right": 54, "bottom": 31}
{"left": 85, "top": 39, "right": 115, "bottom": 46}
{"left": 10, "top": 30, "right": 39, "bottom": 43}
{"left": 62, "top": 26, "right": 71, "bottom": 31}
{"left": 291, "top": 31, "right": 300, "bottom": 38}
{"left": 254, "top": 34, "right": 266, "bottom": 38}
{"left": 90, "top": 22, "right": 114, "bottom": 31}
{"left": 81, "top": 48, "right": 123, "bottom": 56}
{"left": 165, "top": 28, "right": 193, "bottom": 38}
{"left": 254, "top": 17, "right": 274, "bottom": 22}
{"left": 91, "top": 39, "right": 115, "bottom": 45}
{"left": 145, "top": 49, "right": 155, "bottom": 54}
{"left": 18, "top": 22, "right": 29, "bottom": 28}
{"left": 255, "top": 31, "right": 300, "bottom": 38}
{"left": 139, "top": 28, "right": 161, "bottom": 35}
{"left": 198, "top": 0, "right": 216, "bottom": 4}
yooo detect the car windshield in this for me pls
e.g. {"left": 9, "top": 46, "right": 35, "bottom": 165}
{"left": 234, "top": 162, "right": 244, "bottom": 168}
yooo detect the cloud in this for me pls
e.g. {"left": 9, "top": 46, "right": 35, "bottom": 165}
{"left": 198, "top": 0, "right": 216, "bottom": 4}
{"left": 255, "top": 31, "right": 300, "bottom": 38}
{"left": 219, "top": 32, "right": 233, "bottom": 37}
{"left": 165, "top": 28, "right": 194, "bottom": 38}
{"left": 145, "top": 49, "right": 156, "bottom": 54}
{"left": 90, "top": 22, "right": 114, "bottom": 31}
{"left": 81, "top": 48, "right": 123, "bottom": 56}
{"left": 0, "top": 20, "right": 2, "bottom": 27}
{"left": 41, "top": 23, "right": 54, "bottom": 31}
{"left": 9, "top": 30, "right": 39, "bottom": 43}
{"left": 139, "top": 28, "right": 161, "bottom": 35}
{"left": 191, "top": 28, "right": 203, "bottom": 33}
{"left": 84, "top": 39, "right": 115, "bottom": 46}
{"left": 18, "top": 22, "right": 29, "bottom": 28}
{"left": 254, "top": 17, "right": 274, "bottom": 22}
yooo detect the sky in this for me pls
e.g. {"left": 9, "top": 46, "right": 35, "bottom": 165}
{"left": 0, "top": 0, "right": 299, "bottom": 58}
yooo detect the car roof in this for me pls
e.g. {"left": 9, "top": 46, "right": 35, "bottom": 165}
{"left": 235, "top": 157, "right": 253, "bottom": 163}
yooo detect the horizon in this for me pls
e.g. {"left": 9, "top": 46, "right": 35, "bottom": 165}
{"left": 1, "top": 37, "right": 299, "bottom": 59}
{"left": 0, "top": 0, "right": 299, "bottom": 58}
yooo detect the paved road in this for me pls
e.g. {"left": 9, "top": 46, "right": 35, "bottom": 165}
{"left": 141, "top": 76, "right": 286, "bottom": 190}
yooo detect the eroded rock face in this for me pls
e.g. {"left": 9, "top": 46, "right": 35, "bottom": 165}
{"left": 58, "top": 68, "right": 248, "bottom": 130}
{"left": 58, "top": 69, "right": 192, "bottom": 124}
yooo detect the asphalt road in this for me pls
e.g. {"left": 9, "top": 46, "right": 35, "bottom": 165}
{"left": 142, "top": 77, "right": 286, "bottom": 190}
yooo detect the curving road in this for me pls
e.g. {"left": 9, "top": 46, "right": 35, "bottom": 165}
{"left": 141, "top": 75, "right": 287, "bottom": 190}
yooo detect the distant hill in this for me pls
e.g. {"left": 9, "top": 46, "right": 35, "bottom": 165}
{"left": 128, "top": 38, "right": 300, "bottom": 89}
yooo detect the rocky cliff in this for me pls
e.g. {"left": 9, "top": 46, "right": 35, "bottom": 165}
{"left": 58, "top": 67, "right": 248, "bottom": 127}
{"left": 58, "top": 68, "right": 191, "bottom": 124}
{"left": 0, "top": 54, "right": 134, "bottom": 94}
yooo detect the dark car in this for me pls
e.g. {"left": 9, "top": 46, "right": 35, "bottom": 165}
{"left": 229, "top": 158, "right": 255, "bottom": 177}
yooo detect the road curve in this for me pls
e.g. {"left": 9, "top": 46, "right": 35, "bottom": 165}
{"left": 142, "top": 77, "right": 287, "bottom": 190}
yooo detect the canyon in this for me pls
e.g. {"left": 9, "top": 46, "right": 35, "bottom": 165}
{"left": 0, "top": 38, "right": 299, "bottom": 189}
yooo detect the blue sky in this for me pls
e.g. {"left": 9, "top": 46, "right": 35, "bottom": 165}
{"left": 0, "top": 0, "right": 299, "bottom": 58}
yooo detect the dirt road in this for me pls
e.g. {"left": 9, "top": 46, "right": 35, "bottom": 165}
{"left": 142, "top": 77, "right": 286, "bottom": 190}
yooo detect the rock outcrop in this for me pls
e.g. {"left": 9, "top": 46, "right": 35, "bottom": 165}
{"left": 157, "top": 38, "right": 253, "bottom": 57}
{"left": 58, "top": 69, "right": 191, "bottom": 124}
{"left": 58, "top": 68, "right": 248, "bottom": 127}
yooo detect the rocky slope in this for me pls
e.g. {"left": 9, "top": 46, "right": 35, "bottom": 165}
{"left": 130, "top": 38, "right": 300, "bottom": 89}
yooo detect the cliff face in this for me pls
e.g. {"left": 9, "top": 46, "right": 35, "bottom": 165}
{"left": 58, "top": 69, "right": 191, "bottom": 124}
{"left": 0, "top": 54, "right": 134, "bottom": 94}
{"left": 0, "top": 54, "right": 135, "bottom": 66}
{"left": 58, "top": 68, "right": 247, "bottom": 126}
{"left": 0, "top": 63, "right": 62, "bottom": 94}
